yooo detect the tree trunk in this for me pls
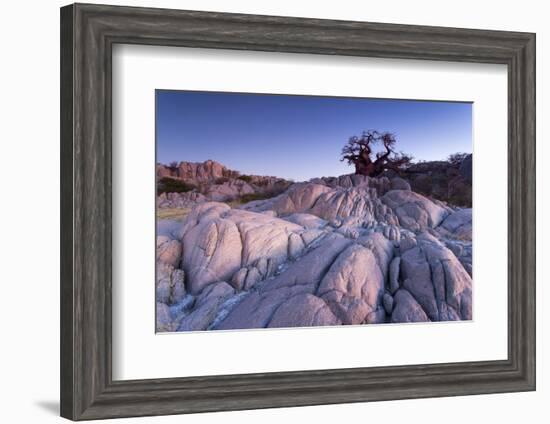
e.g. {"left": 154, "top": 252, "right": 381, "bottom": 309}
{"left": 354, "top": 160, "right": 375, "bottom": 176}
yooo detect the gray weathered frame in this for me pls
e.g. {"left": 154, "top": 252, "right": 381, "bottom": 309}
{"left": 60, "top": 3, "right": 536, "bottom": 421}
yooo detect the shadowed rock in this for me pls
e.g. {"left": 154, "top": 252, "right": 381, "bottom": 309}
{"left": 156, "top": 236, "right": 182, "bottom": 268}
{"left": 156, "top": 262, "right": 186, "bottom": 305}
{"left": 317, "top": 243, "right": 387, "bottom": 324}
{"left": 177, "top": 282, "right": 235, "bottom": 331}
{"left": 157, "top": 191, "right": 207, "bottom": 209}
{"left": 438, "top": 208, "right": 472, "bottom": 241}
{"left": 268, "top": 294, "right": 341, "bottom": 328}
{"left": 400, "top": 232, "right": 472, "bottom": 321}
{"left": 391, "top": 289, "right": 430, "bottom": 323}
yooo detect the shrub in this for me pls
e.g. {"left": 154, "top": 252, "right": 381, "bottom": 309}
{"left": 237, "top": 174, "right": 253, "bottom": 183}
{"left": 256, "top": 179, "right": 270, "bottom": 187}
{"left": 214, "top": 177, "right": 230, "bottom": 185}
{"left": 447, "top": 152, "right": 469, "bottom": 166}
{"left": 157, "top": 177, "right": 196, "bottom": 195}
{"left": 238, "top": 193, "right": 272, "bottom": 203}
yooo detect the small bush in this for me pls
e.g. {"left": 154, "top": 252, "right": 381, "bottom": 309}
{"left": 447, "top": 152, "right": 469, "bottom": 166}
{"left": 214, "top": 177, "right": 230, "bottom": 185}
{"left": 238, "top": 193, "right": 272, "bottom": 203}
{"left": 237, "top": 175, "right": 253, "bottom": 183}
{"left": 157, "top": 177, "right": 196, "bottom": 195}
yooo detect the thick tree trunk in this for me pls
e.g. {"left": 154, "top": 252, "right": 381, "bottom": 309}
{"left": 354, "top": 161, "right": 376, "bottom": 177}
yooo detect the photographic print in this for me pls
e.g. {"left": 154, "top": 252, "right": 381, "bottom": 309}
{"left": 155, "top": 90, "right": 473, "bottom": 333}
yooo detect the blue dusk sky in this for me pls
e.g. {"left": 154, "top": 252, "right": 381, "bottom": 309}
{"left": 156, "top": 90, "right": 472, "bottom": 182}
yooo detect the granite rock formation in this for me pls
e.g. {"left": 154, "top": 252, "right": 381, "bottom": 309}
{"left": 156, "top": 173, "right": 472, "bottom": 332}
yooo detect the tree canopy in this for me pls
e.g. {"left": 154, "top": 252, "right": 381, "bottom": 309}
{"left": 340, "top": 130, "right": 412, "bottom": 177}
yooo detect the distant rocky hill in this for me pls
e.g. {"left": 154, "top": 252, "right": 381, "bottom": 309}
{"left": 157, "top": 155, "right": 472, "bottom": 210}
{"left": 157, "top": 159, "right": 238, "bottom": 182}
{"left": 157, "top": 159, "right": 292, "bottom": 207}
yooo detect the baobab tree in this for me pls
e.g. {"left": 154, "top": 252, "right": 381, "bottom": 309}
{"left": 340, "top": 130, "right": 412, "bottom": 177}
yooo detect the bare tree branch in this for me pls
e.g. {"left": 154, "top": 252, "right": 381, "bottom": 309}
{"left": 340, "top": 130, "right": 411, "bottom": 177}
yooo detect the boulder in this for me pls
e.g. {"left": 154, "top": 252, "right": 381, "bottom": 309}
{"left": 205, "top": 179, "right": 255, "bottom": 202}
{"left": 180, "top": 202, "right": 306, "bottom": 294}
{"left": 439, "top": 208, "right": 472, "bottom": 241}
{"left": 226, "top": 209, "right": 303, "bottom": 268}
{"left": 391, "top": 289, "right": 430, "bottom": 323}
{"left": 157, "top": 191, "right": 207, "bottom": 209}
{"left": 310, "top": 187, "right": 398, "bottom": 225}
{"left": 268, "top": 294, "right": 341, "bottom": 328}
{"left": 400, "top": 232, "right": 472, "bottom": 321}
{"left": 182, "top": 216, "right": 242, "bottom": 294}
{"left": 177, "top": 282, "right": 235, "bottom": 331}
{"left": 381, "top": 190, "right": 450, "bottom": 232}
{"left": 215, "top": 233, "right": 352, "bottom": 330}
{"left": 317, "top": 243, "right": 387, "bottom": 324}
{"left": 388, "top": 256, "right": 401, "bottom": 294}
{"left": 156, "top": 302, "right": 173, "bottom": 332}
{"left": 156, "top": 236, "right": 182, "bottom": 268}
{"left": 216, "top": 231, "right": 395, "bottom": 330}
{"left": 390, "top": 177, "right": 411, "bottom": 191}
{"left": 383, "top": 292, "right": 394, "bottom": 314}
{"left": 311, "top": 174, "right": 391, "bottom": 194}
{"left": 242, "top": 183, "right": 332, "bottom": 215}
{"left": 156, "top": 262, "right": 186, "bottom": 305}
{"left": 283, "top": 213, "right": 328, "bottom": 229}
{"left": 160, "top": 170, "right": 473, "bottom": 331}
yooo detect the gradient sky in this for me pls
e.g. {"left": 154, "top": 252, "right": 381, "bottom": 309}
{"left": 156, "top": 90, "right": 472, "bottom": 181}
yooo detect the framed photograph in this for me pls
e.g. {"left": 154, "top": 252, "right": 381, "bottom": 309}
{"left": 60, "top": 3, "right": 536, "bottom": 420}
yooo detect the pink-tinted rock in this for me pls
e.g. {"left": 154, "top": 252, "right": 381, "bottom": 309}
{"left": 177, "top": 282, "right": 235, "bottom": 331}
{"left": 400, "top": 232, "right": 472, "bottom": 321}
{"left": 156, "top": 262, "right": 186, "bottom": 305}
{"left": 391, "top": 289, "right": 430, "bottom": 323}
{"left": 317, "top": 235, "right": 392, "bottom": 325}
{"left": 382, "top": 190, "right": 451, "bottom": 231}
{"left": 268, "top": 294, "right": 341, "bottom": 328}
{"left": 156, "top": 236, "right": 182, "bottom": 267}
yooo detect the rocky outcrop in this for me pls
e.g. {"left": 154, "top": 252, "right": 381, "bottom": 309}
{"left": 242, "top": 183, "right": 332, "bottom": 215}
{"left": 400, "top": 232, "right": 472, "bottom": 321}
{"left": 156, "top": 174, "right": 473, "bottom": 332}
{"left": 177, "top": 282, "right": 235, "bottom": 331}
{"left": 205, "top": 179, "right": 255, "bottom": 202}
{"left": 156, "top": 236, "right": 182, "bottom": 267}
{"left": 317, "top": 234, "right": 392, "bottom": 325}
{"left": 157, "top": 192, "right": 207, "bottom": 209}
{"left": 438, "top": 208, "right": 472, "bottom": 241}
{"left": 178, "top": 203, "right": 306, "bottom": 294}
{"left": 157, "top": 159, "right": 235, "bottom": 182}
{"left": 157, "top": 160, "right": 292, "bottom": 208}
{"left": 381, "top": 190, "right": 451, "bottom": 232}
{"left": 156, "top": 236, "right": 186, "bottom": 307}
{"left": 156, "top": 262, "right": 186, "bottom": 305}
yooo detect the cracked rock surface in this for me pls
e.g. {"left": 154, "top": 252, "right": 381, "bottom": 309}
{"left": 156, "top": 175, "right": 472, "bottom": 332}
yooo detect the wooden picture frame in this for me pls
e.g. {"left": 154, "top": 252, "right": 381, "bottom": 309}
{"left": 60, "top": 3, "right": 536, "bottom": 420}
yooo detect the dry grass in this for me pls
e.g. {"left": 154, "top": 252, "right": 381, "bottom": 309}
{"left": 156, "top": 207, "right": 191, "bottom": 221}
